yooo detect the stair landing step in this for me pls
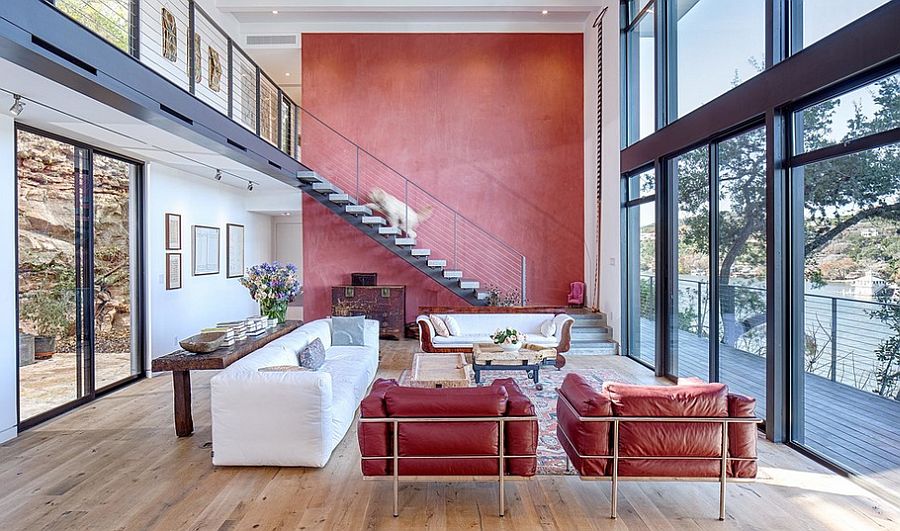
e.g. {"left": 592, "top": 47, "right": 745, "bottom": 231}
{"left": 459, "top": 279, "right": 480, "bottom": 289}
{"left": 411, "top": 248, "right": 431, "bottom": 257}
{"left": 361, "top": 216, "right": 386, "bottom": 225}
{"left": 346, "top": 205, "right": 372, "bottom": 216}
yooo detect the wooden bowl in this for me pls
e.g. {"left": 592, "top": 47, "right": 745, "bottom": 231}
{"left": 179, "top": 332, "right": 226, "bottom": 353}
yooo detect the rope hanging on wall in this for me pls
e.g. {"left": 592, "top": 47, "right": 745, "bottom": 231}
{"left": 590, "top": 7, "right": 608, "bottom": 312}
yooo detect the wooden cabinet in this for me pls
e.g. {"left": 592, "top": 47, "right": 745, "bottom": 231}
{"left": 331, "top": 285, "right": 406, "bottom": 339}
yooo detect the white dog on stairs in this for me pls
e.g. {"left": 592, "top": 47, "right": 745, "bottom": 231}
{"left": 364, "top": 187, "right": 433, "bottom": 239}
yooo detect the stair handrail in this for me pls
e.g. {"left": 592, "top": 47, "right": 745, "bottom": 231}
{"left": 298, "top": 105, "right": 528, "bottom": 303}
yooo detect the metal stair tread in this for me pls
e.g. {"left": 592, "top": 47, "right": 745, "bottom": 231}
{"left": 427, "top": 259, "right": 447, "bottom": 268}
{"left": 378, "top": 226, "right": 402, "bottom": 236}
{"left": 346, "top": 205, "right": 372, "bottom": 216}
{"left": 410, "top": 248, "right": 431, "bottom": 257}
{"left": 361, "top": 216, "right": 386, "bottom": 225}
{"left": 328, "top": 193, "right": 357, "bottom": 205}
{"left": 442, "top": 270, "right": 463, "bottom": 278}
{"left": 394, "top": 237, "right": 416, "bottom": 246}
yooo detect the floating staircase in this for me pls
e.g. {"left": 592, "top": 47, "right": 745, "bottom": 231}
{"left": 298, "top": 170, "right": 505, "bottom": 305}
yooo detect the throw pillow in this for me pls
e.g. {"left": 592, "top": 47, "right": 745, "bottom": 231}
{"left": 540, "top": 319, "right": 557, "bottom": 338}
{"left": 299, "top": 337, "right": 326, "bottom": 369}
{"left": 332, "top": 315, "right": 366, "bottom": 346}
{"left": 258, "top": 365, "right": 308, "bottom": 372}
{"left": 430, "top": 314, "right": 450, "bottom": 337}
{"left": 444, "top": 315, "right": 461, "bottom": 336}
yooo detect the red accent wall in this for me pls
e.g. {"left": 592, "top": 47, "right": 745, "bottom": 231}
{"left": 302, "top": 33, "right": 584, "bottom": 320}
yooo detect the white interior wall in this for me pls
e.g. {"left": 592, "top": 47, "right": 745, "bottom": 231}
{"left": 0, "top": 113, "right": 16, "bottom": 442}
{"left": 144, "top": 163, "right": 273, "bottom": 368}
{"left": 272, "top": 217, "right": 304, "bottom": 321}
{"left": 584, "top": 2, "right": 621, "bottom": 342}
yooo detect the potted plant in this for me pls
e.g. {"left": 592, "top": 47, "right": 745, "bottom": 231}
{"left": 240, "top": 262, "right": 301, "bottom": 324}
{"left": 19, "top": 262, "right": 76, "bottom": 360}
{"left": 491, "top": 328, "right": 525, "bottom": 352}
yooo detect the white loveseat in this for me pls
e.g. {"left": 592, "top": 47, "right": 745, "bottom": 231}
{"left": 416, "top": 309, "right": 574, "bottom": 360}
{"left": 210, "top": 318, "right": 379, "bottom": 467}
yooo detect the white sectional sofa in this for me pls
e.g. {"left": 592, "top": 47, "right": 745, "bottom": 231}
{"left": 416, "top": 309, "right": 574, "bottom": 363}
{"left": 210, "top": 318, "right": 379, "bottom": 467}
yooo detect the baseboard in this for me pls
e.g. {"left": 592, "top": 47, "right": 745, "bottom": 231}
{"left": 0, "top": 424, "right": 17, "bottom": 443}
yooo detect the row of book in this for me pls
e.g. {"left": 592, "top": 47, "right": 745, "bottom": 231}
{"left": 201, "top": 317, "right": 278, "bottom": 347}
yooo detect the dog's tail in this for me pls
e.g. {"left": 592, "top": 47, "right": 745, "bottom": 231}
{"left": 419, "top": 205, "right": 434, "bottom": 221}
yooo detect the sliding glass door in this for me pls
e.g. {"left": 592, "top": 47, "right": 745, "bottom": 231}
{"left": 623, "top": 167, "right": 657, "bottom": 368}
{"left": 16, "top": 128, "right": 142, "bottom": 427}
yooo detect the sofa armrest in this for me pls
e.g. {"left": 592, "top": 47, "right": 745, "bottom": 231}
{"left": 555, "top": 315, "right": 575, "bottom": 355}
{"left": 211, "top": 368, "right": 334, "bottom": 467}
{"left": 416, "top": 315, "right": 437, "bottom": 352}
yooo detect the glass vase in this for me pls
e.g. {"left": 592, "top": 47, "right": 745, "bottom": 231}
{"left": 260, "top": 299, "right": 288, "bottom": 324}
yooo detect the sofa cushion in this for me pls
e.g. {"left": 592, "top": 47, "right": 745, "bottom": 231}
{"left": 444, "top": 315, "right": 461, "bottom": 336}
{"left": 266, "top": 329, "right": 312, "bottom": 356}
{"left": 430, "top": 315, "right": 450, "bottom": 337}
{"left": 557, "top": 373, "right": 611, "bottom": 476}
{"left": 435, "top": 313, "right": 556, "bottom": 335}
{"left": 606, "top": 382, "right": 729, "bottom": 478}
{"left": 539, "top": 319, "right": 556, "bottom": 338}
{"left": 298, "top": 338, "right": 326, "bottom": 370}
{"left": 331, "top": 316, "right": 365, "bottom": 346}
{"left": 258, "top": 365, "right": 308, "bottom": 372}
{"left": 228, "top": 344, "right": 298, "bottom": 371}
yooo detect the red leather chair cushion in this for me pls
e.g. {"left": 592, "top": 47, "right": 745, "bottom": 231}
{"left": 727, "top": 393, "right": 758, "bottom": 478}
{"left": 606, "top": 382, "right": 728, "bottom": 478}
{"left": 556, "top": 373, "right": 611, "bottom": 476}
{"left": 358, "top": 378, "right": 398, "bottom": 475}
{"left": 385, "top": 386, "right": 508, "bottom": 475}
{"left": 491, "top": 378, "right": 538, "bottom": 476}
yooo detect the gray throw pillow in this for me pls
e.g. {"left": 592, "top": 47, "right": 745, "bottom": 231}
{"left": 331, "top": 315, "right": 365, "bottom": 346}
{"left": 298, "top": 338, "right": 326, "bottom": 370}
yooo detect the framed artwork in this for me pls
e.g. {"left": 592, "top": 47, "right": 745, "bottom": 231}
{"left": 166, "top": 253, "right": 182, "bottom": 290}
{"left": 193, "top": 33, "right": 202, "bottom": 83}
{"left": 161, "top": 8, "right": 177, "bottom": 62}
{"left": 208, "top": 47, "right": 222, "bottom": 92}
{"left": 226, "top": 223, "right": 245, "bottom": 278}
{"left": 192, "top": 225, "right": 220, "bottom": 276}
{"left": 165, "top": 213, "right": 181, "bottom": 250}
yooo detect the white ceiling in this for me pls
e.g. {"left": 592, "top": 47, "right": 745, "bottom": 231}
{"left": 223, "top": 0, "right": 600, "bottom": 32}
{"left": 246, "top": 47, "right": 302, "bottom": 103}
{"left": 0, "top": 57, "right": 298, "bottom": 195}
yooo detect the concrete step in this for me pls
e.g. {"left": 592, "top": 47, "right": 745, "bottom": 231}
{"left": 297, "top": 170, "right": 322, "bottom": 183}
{"left": 361, "top": 216, "right": 386, "bottom": 226}
{"left": 394, "top": 237, "right": 416, "bottom": 246}
{"left": 459, "top": 279, "right": 480, "bottom": 290}
{"left": 346, "top": 205, "right": 372, "bottom": 216}
{"left": 571, "top": 332, "right": 611, "bottom": 342}
{"left": 427, "top": 259, "right": 447, "bottom": 268}
{"left": 568, "top": 342, "right": 618, "bottom": 355}
{"left": 410, "top": 248, "right": 431, "bottom": 257}
{"left": 443, "top": 270, "right": 463, "bottom": 279}
{"left": 328, "top": 193, "right": 356, "bottom": 205}
{"left": 378, "top": 226, "right": 402, "bottom": 236}
{"left": 312, "top": 181, "right": 340, "bottom": 194}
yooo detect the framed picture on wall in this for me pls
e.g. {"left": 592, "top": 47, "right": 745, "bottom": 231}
{"left": 165, "top": 213, "right": 181, "bottom": 250}
{"left": 226, "top": 223, "right": 245, "bottom": 278}
{"left": 166, "top": 253, "right": 182, "bottom": 290}
{"left": 192, "top": 225, "right": 220, "bottom": 276}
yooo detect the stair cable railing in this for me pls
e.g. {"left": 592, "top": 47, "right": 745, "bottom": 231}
{"left": 45, "top": 0, "right": 527, "bottom": 302}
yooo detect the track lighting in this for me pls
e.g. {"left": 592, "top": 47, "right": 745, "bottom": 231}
{"left": 215, "top": 169, "right": 222, "bottom": 181}
{"left": 247, "top": 182, "right": 254, "bottom": 191}
{"left": 9, "top": 94, "right": 24, "bottom": 116}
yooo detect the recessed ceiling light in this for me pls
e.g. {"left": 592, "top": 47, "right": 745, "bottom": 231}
{"left": 272, "top": 10, "right": 279, "bottom": 14}
{"left": 285, "top": 72, "right": 291, "bottom": 77}
{"left": 541, "top": 10, "right": 549, "bottom": 15}
{"left": 282, "top": 212, "right": 291, "bottom": 216}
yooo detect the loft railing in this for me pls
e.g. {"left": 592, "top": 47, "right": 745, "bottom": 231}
{"left": 44, "top": 0, "right": 528, "bottom": 302}
{"left": 301, "top": 108, "right": 527, "bottom": 302}
{"left": 639, "top": 273, "right": 900, "bottom": 399}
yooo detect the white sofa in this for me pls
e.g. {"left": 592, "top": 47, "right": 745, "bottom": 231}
{"left": 416, "top": 311, "right": 574, "bottom": 355}
{"left": 210, "top": 318, "right": 379, "bottom": 467}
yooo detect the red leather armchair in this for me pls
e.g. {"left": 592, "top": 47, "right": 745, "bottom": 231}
{"left": 556, "top": 373, "right": 760, "bottom": 520}
{"left": 358, "top": 378, "right": 538, "bottom": 517}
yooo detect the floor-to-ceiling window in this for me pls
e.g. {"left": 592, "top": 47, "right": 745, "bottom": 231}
{"left": 622, "top": 167, "right": 657, "bottom": 367}
{"left": 789, "top": 70, "right": 900, "bottom": 489}
{"left": 16, "top": 127, "right": 143, "bottom": 427}
{"left": 623, "top": 0, "right": 656, "bottom": 145}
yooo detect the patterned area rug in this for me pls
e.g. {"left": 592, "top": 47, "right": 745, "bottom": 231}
{"left": 398, "top": 365, "right": 627, "bottom": 475}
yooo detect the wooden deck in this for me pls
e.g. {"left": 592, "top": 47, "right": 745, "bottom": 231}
{"left": 668, "top": 325, "right": 900, "bottom": 498}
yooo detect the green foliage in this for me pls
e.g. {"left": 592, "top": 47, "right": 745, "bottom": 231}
{"left": 55, "top": 0, "right": 130, "bottom": 52}
{"left": 19, "top": 261, "right": 76, "bottom": 338}
{"left": 870, "top": 298, "right": 900, "bottom": 400}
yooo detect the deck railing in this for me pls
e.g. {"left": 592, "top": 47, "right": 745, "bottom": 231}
{"left": 640, "top": 273, "right": 900, "bottom": 398}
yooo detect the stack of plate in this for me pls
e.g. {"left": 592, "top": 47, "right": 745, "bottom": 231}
{"left": 200, "top": 326, "right": 235, "bottom": 347}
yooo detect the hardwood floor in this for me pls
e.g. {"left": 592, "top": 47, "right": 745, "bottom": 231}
{"left": 1, "top": 340, "right": 898, "bottom": 530}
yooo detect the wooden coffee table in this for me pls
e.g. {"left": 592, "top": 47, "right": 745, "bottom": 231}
{"left": 408, "top": 352, "right": 474, "bottom": 388}
{"left": 471, "top": 343, "right": 556, "bottom": 390}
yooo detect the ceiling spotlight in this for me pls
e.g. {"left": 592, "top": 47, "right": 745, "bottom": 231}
{"left": 541, "top": 10, "right": 549, "bottom": 15}
{"left": 282, "top": 212, "right": 291, "bottom": 216}
{"left": 285, "top": 72, "right": 291, "bottom": 77}
{"left": 9, "top": 94, "right": 24, "bottom": 117}
{"left": 247, "top": 182, "right": 254, "bottom": 191}
{"left": 215, "top": 169, "right": 222, "bottom": 181}
{"left": 272, "top": 10, "right": 279, "bottom": 14}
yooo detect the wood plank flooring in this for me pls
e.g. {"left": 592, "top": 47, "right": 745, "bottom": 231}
{"left": 0, "top": 340, "right": 898, "bottom": 530}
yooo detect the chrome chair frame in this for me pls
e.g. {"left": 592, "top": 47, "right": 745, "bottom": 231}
{"left": 359, "top": 415, "right": 539, "bottom": 517}
{"left": 556, "top": 391, "right": 762, "bottom": 520}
